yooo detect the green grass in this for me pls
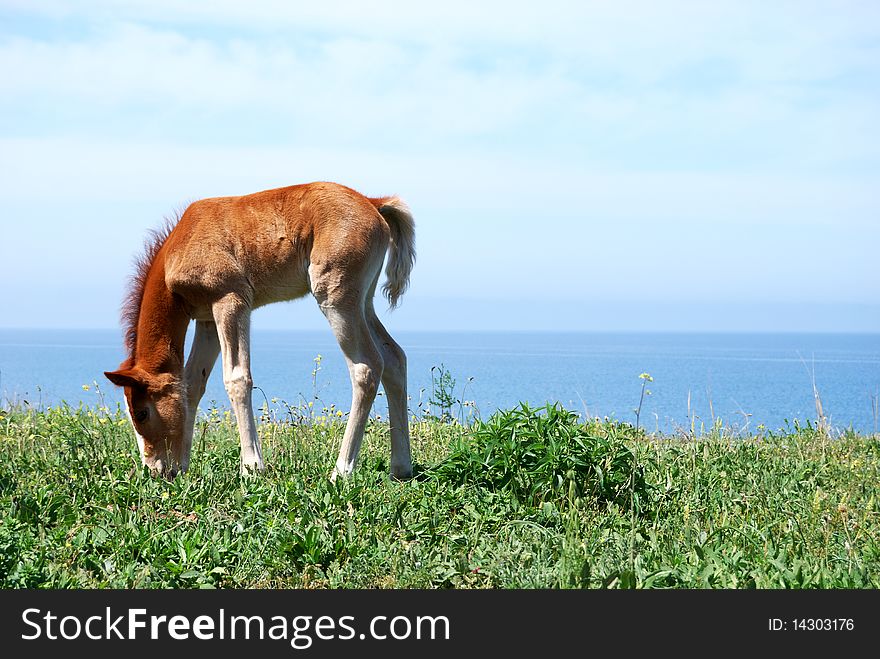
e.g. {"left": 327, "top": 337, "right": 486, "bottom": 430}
{"left": 0, "top": 401, "right": 878, "bottom": 588}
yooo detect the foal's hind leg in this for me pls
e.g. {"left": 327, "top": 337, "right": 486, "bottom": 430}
{"left": 212, "top": 293, "right": 264, "bottom": 475}
{"left": 311, "top": 273, "right": 384, "bottom": 479}
{"left": 366, "top": 296, "right": 412, "bottom": 480}
{"left": 326, "top": 305, "right": 384, "bottom": 480}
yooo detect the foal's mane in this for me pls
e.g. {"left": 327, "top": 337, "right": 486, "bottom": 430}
{"left": 121, "top": 211, "right": 182, "bottom": 363}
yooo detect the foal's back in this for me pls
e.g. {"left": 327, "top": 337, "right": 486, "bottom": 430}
{"left": 163, "top": 181, "right": 390, "bottom": 313}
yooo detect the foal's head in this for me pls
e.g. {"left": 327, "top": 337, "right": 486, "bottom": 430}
{"left": 104, "top": 366, "right": 188, "bottom": 479}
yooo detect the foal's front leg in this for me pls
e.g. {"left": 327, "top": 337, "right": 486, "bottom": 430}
{"left": 181, "top": 320, "right": 221, "bottom": 473}
{"left": 212, "top": 294, "right": 264, "bottom": 474}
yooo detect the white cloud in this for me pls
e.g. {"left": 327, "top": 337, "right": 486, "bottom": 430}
{"left": 0, "top": 23, "right": 578, "bottom": 150}
{"left": 2, "top": 4, "right": 877, "bottom": 171}
{"left": 7, "top": 1, "right": 880, "bottom": 72}
{"left": 1, "top": 2, "right": 878, "bottom": 329}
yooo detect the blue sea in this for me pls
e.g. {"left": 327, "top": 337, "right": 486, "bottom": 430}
{"left": 1, "top": 329, "right": 878, "bottom": 434}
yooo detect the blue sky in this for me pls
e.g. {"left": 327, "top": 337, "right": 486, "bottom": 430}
{"left": 1, "top": 1, "right": 878, "bottom": 332}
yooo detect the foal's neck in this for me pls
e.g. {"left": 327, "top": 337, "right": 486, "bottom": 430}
{"left": 134, "top": 252, "right": 190, "bottom": 376}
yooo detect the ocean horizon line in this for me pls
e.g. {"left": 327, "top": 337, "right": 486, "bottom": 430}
{"left": 1, "top": 327, "right": 879, "bottom": 336}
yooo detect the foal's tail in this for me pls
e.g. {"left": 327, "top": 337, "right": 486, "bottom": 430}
{"left": 373, "top": 196, "right": 416, "bottom": 309}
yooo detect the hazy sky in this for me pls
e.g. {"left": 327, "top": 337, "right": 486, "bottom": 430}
{"left": 1, "top": 1, "right": 878, "bottom": 332}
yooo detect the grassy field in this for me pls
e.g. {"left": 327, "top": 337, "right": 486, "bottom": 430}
{"left": 1, "top": 399, "right": 878, "bottom": 589}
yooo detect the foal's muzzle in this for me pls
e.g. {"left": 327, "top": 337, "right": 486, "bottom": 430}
{"left": 146, "top": 458, "right": 180, "bottom": 481}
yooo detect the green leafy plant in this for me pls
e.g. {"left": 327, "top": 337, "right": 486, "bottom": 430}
{"left": 428, "top": 402, "right": 649, "bottom": 507}
{"left": 427, "top": 363, "right": 457, "bottom": 423}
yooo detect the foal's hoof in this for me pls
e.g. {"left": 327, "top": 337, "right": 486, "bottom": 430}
{"left": 390, "top": 466, "right": 413, "bottom": 481}
{"left": 240, "top": 461, "right": 265, "bottom": 477}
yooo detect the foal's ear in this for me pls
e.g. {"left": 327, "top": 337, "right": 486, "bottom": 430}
{"left": 104, "top": 368, "right": 148, "bottom": 390}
